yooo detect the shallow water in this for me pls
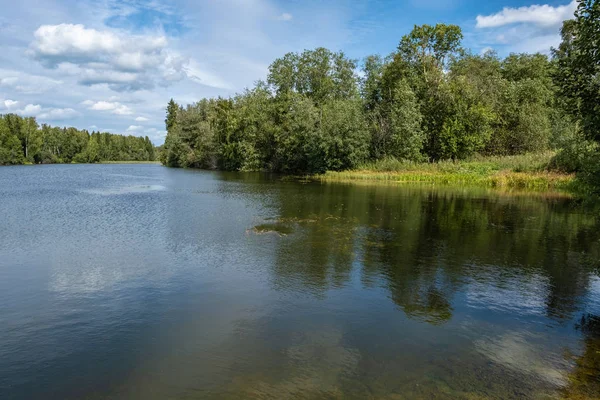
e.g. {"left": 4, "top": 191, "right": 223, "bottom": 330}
{"left": 0, "top": 164, "right": 599, "bottom": 399}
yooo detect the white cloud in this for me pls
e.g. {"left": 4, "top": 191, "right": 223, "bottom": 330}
{"left": 183, "top": 59, "right": 235, "bottom": 90}
{"left": 0, "top": 0, "right": 364, "bottom": 144}
{"left": 135, "top": 116, "right": 148, "bottom": 122}
{"left": 476, "top": 1, "right": 577, "bottom": 29}
{"left": 89, "top": 101, "right": 117, "bottom": 111}
{"left": 474, "top": 1, "right": 577, "bottom": 54}
{"left": 0, "top": 69, "right": 62, "bottom": 94}
{"left": 29, "top": 23, "right": 230, "bottom": 92}
{"left": 84, "top": 100, "right": 133, "bottom": 115}
{"left": 38, "top": 107, "right": 79, "bottom": 120}
{"left": 3, "top": 99, "right": 19, "bottom": 109}
{"left": 276, "top": 13, "right": 293, "bottom": 21}
{"left": 126, "top": 125, "right": 142, "bottom": 131}
{"left": 10, "top": 102, "right": 79, "bottom": 120}
{"left": 30, "top": 23, "right": 167, "bottom": 70}
{"left": 16, "top": 103, "right": 42, "bottom": 116}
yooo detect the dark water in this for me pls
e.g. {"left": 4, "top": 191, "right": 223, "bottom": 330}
{"left": 1, "top": 164, "right": 599, "bottom": 399}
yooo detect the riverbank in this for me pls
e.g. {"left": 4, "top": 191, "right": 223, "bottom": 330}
{"left": 318, "top": 152, "right": 577, "bottom": 193}
{"left": 98, "top": 161, "right": 161, "bottom": 164}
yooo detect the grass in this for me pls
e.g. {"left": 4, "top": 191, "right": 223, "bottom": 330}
{"left": 318, "top": 152, "right": 577, "bottom": 192}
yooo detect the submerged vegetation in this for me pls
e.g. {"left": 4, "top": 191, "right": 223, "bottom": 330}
{"left": 161, "top": 0, "right": 600, "bottom": 195}
{"left": 0, "top": 113, "right": 156, "bottom": 165}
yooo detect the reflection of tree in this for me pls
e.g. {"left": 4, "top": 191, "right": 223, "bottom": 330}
{"left": 563, "top": 314, "right": 600, "bottom": 399}
{"left": 239, "top": 175, "right": 600, "bottom": 325}
{"left": 266, "top": 183, "right": 361, "bottom": 296}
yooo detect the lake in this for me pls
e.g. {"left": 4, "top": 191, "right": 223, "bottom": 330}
{"left": 0, "top": 164, "right": 599, "bottom": 399}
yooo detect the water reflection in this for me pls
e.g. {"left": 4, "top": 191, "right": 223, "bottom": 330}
{"left": 475, "top": 330, "right": 569, "bottom": 386}
{"left": 246, "top": 181, "right": 600, "bottom": 326}
{"left": 563, "top": 314, "right": 600, "bottom": 398}
{"left": 229, "top": 178, "right": 600, "bottom": 397}
{"left": 1, "top": 166, "right": 600, "bottom": 399}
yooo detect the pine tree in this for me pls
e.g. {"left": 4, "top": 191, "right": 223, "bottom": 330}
{"left": 165, "top": 99, "right": 179, "bottom": 134}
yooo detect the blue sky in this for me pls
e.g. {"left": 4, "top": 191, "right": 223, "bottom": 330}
{"left": 0, "top": 0, "right": 577, "bottom": 144}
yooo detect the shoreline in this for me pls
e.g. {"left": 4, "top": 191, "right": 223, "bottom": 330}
{"left": 98, "top": 161, "right": 161, "bottom": 164}
{"left": 318, "top": 170, "right": 576, "bottom": 193}
{"left": 314, "top": 153, "right": 579, "bottom": 194}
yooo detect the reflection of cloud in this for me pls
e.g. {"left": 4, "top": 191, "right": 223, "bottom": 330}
{"left": 49, "top": 254, "right": 127, "bottom": 294}
{"left": 465, "top": 267, "right": 550, "bottom": 316}
{"left": 83, "top": 185, "right": 166, "bottom": 196}
{"left": 475, "top": 331, "right": 569, "bottom": 387}
{"left": 587, "top": 276, "right": 600, "bottom": 311}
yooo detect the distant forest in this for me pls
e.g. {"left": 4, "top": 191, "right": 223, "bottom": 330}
{"left": 0, "top": 113, "right": 156, "bottom": 165}
{"left": 160, "top": 0, "right": 599, "bottom": 192}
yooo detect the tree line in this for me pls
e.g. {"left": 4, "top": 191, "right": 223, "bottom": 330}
{"left": 160, "top": 0, "right": 599, "bottom": 191}
{"left": 0, "top": 113, "right": 156, "bottom": 165}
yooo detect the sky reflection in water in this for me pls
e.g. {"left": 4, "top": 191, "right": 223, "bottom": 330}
{"left": 0, "top": 164, "right": 599, "bottom": 399}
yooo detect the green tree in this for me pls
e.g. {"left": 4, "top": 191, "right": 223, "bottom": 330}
{"left": 0, "top": 135, "right": 25, "bottom": 165}
{"left": 86, "top": 136, "right": 101, "bottom": 163}
{"left": 554, "top": 0, "right": 600, "bottom": 141}
{"left": 18, "top": 117, "right": 40, "bottom": 162}
{"left": 165, "top": 98, "right": 179, "bottom": 134}
{"left": 268, "top": 48, "right": 359, "bottom": 104}
{"left": 387, "top": 80, "right": 425, "bottom": 161}
{"left": 319, "top": 99, "right": 370, "bottom": 171}
{"left": 271, "top": 92, "right": 320, "bottom": 173}
{"left": 398, "top": 23, "right": 463, "bottom": 80}
{"left": 0, "top": 116, "right": 25, "bottom": 165}
{"left": 396, "top": 24, "right": 464, "bottom": 159}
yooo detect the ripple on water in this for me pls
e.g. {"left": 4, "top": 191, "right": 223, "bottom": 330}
{"left": 82, "top": 185, "right": 167, "bottom": 195}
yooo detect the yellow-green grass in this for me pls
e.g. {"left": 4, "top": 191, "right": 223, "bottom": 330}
{"left": 318, "top": 152, "right": 576, "bottom": 193}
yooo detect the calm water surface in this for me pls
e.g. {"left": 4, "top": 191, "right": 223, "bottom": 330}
{"left": 1, "top": 164, "right": 599, "bottom": 399}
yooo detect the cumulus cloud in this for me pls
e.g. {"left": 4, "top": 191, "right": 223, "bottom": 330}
{"left": 28, "top": 23, "right": 232, "bottom": 92}
{"left": 16, "top": 104, "right": 42, "bottom": 116}
{"left": 135, "top": 116, "right": 148, "bottom": 122}
{"left": 3, "top": 99, "right": 19, "bottom": 109}
{"left": 475, "top": 1, "right": 577, "bottom": 54}
{"left": 476, "top": 1, "right": 577, "bottom": 29}
{"left": 83, "top": 100, "right": 133, "bottom": 115}
{"left": 38, "top": 107, "right": 79, "bottom": 120}
{"left": 1, "top": 0, "right": 357, "bottom": 144}
{"left": 126, "top": 125, "right": 142, "bottom": 131}
{"left": 10, "top": 102, "right": 79, "bottom": 120}
{"left": 30, "top": 24, "right": 167, "bottom": 70}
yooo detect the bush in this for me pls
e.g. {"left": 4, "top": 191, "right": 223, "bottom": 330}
{"left": 39, "top": 150, "right": 61, "bottom": 164}
{"left": 549, "top": 133, "right": 599, "bottom": 173}
{"left": 579, "top": 150, "right": 600, "bottom": 196}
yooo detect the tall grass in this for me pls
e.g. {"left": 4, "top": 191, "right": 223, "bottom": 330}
{"left": 356, "top": 152, "right": 556, "bottom": 174}
{"left": 319, "top": 152, "right": 576, "bottom": 192}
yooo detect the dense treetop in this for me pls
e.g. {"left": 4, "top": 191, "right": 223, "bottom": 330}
{"left": 0, "top": 113, "right": 156, "bottom": 165}
{"left": 161, "top": 12, "right": 598, "bottom": 183}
